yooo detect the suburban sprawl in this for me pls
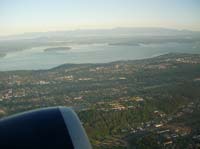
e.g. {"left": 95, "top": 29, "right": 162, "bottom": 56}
{"left": 0, "top": 53, "right": 200, "bottom": 148}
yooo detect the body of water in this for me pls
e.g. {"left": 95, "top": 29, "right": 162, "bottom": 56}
{"left": 0, "top": 42, "right": 199, "bottom": 71}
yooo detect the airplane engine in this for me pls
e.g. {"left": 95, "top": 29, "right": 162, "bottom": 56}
{"left": 0, "top": 107, "right": 92, "bottom": 149}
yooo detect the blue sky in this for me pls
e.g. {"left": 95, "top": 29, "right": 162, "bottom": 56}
{"left": 0, "top": 0, "right": 200, "bottom": 35}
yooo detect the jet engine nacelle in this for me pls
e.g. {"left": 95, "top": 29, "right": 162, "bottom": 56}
{"left": 0, "top": 107, "right": 92, "bottom": 149}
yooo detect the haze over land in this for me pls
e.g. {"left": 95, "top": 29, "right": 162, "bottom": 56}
{"left": 1, "top": 0, "right": 199, "bottom": 70}
{"left": 1, "top": 0, "right": 200, "bottom": 148}
{"left": 0, "top": 27, "right": 200, "bottom": 71}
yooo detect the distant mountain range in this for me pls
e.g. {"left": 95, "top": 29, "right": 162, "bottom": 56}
{"left": 1, "top": 27, "right": 200, "bottom": 40}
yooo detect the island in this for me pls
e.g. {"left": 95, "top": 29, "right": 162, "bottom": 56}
{"left": 108, "top": 42, "right": 140, "bottom": 46}
{"left": 43, "top": 46, "right": 71, "bottom": 52}
{"left": 0, "top": 53, "right": 6, "bottom": 58}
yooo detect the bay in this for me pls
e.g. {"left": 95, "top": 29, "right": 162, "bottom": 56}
{"left": 0, "top": 42, "right": 199, "bottom": 71}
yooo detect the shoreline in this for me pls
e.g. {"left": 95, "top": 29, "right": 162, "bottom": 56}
{"left": 0, "top": 52, "right": 198, "bottom": 72}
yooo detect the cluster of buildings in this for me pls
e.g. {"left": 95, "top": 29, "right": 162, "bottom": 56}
{"left": 0, "top": 89, "right": 13, "bottom": 100}
{"left": 0, "top": 88, "right": 26, "bottom": 101}
{"left": 129, "top": 101, "right": 200, "bottom": 147}
{"left": 175, "top": 57, "right": 200, "bottom": 64}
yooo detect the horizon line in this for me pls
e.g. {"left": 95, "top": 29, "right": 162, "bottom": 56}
{"left": 0, "top": 26, "right": 199, "bottom": 38}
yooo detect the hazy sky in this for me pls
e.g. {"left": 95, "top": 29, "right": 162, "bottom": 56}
{"left": 0, "top": 0, "right": 200, "bottom": 36}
